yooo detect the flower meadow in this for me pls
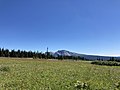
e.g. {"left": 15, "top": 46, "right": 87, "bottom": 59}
{"left": 0, "top": 58, "right": 120, "bottom": 90}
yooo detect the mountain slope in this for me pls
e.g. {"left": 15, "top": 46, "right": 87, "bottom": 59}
{"left": 50, "top": 50, "right": 120, "bottom": 60}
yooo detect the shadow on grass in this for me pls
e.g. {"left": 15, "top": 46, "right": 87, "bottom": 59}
{"left": 0, "top": 66, "right": 10, "bottom": 72}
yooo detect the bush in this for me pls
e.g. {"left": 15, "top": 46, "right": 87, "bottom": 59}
{"left": 91, "top": 61, "right": 120, "bottom": 66}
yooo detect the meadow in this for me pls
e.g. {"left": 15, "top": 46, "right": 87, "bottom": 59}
{"left": 0, "top": 58, "right": 120, "bottom": 90}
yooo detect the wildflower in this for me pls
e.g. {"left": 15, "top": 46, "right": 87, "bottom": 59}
{"left": 74, "top": 81, "right": 89, "bottom": 89}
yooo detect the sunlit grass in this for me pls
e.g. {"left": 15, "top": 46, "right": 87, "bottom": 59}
{"left": 0, "top": 58, "right": 120, "bottom": 90}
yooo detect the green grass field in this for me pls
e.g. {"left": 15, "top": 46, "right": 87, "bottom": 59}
{"left": 0, "top": 58, "right": 120, "bottom": 90}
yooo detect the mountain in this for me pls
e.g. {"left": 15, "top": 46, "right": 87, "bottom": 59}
{"left": 54, "top": 50, "right": 80, "bottom": 57}
{"left": 50, "top": 50, "right": 120, "bottom": 60}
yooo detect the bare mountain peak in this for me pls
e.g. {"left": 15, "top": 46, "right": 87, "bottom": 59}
{"left": 49, "top": 50, "right": 119, "bottom": 60}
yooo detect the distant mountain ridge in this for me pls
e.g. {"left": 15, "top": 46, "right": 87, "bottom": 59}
{"left": 50, "top": 50, "right": 120, "bottom": 60}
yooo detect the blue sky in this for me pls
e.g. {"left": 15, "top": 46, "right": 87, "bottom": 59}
{"left": 0, "top": 0, "right": 120, "bottom": 56}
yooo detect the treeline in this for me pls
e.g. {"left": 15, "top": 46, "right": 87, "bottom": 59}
{"left": 0, "top": 48, "right": 86, "bottom": 60}
{"left": 0, "top": 48, "right": 48, "bottom": 59}
{"left": 91, "top": 61, "right": 120, "bottom": 66}
{"left": 91, "top": 57, "right": 120, "bottom": 66}
{"left": 108, "top": 57, "right": 120, "bottom": 62}
{"left": 56, "top": 55, "right": 88, "bottom": 60}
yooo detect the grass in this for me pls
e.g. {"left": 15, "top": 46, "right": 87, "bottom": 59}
{"left": 0, "top": 58, "right": 120, "bottom": 90}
